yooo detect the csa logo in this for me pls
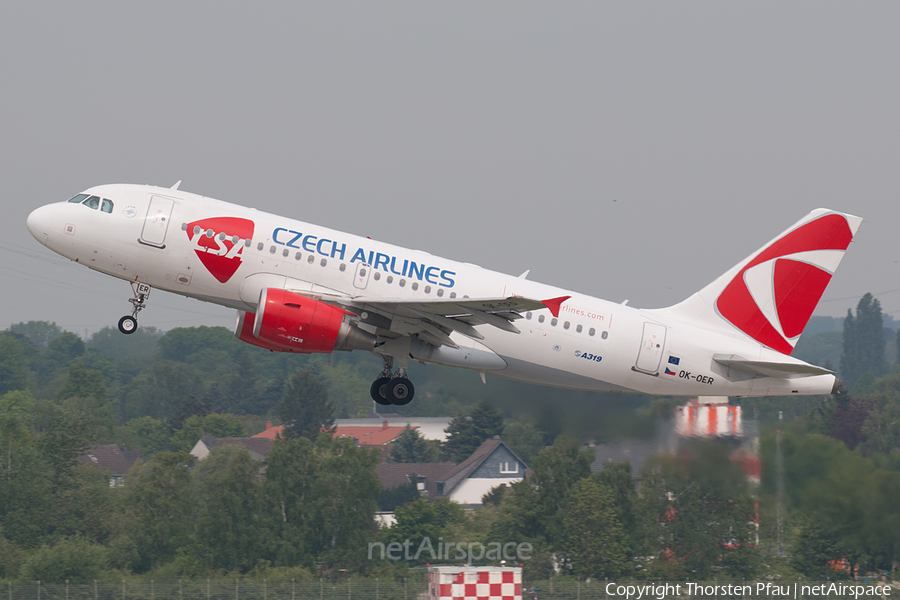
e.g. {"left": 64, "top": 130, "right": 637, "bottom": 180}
{"left": 186, "top": 217, "right": 255, "bottom": 283}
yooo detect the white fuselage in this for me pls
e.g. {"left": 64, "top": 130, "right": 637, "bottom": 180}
{"left": 26, "top": 184, "right": 840, "bottom": 397}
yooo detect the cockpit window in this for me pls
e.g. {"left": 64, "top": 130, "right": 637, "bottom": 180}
{"left": 68, "top": 194, "right": 89, "bottom": 204}
{"left": 82, "top": 196, "right": 101, "bottom": 209}
{"left": 101, "top": 198, "right": 114, "bottom": 214}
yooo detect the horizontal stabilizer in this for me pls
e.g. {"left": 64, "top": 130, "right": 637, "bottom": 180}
{"left": 712, "top": 354, "right": 833, "bottom": 378}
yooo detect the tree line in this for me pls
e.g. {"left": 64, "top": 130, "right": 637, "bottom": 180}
{"left": 0, "top": 291, "right": 899, "bottom": 582}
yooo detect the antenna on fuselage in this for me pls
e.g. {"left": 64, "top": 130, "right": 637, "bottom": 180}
{"left": 170, "top": 180, "right": 182, "bottom": 190}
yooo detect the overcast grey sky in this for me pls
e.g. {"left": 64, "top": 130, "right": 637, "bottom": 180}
{"left": 2, "top": 2, "right": 898, "bottom": 337}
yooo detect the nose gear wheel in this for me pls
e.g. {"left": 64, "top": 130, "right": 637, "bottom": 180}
{"left": 118, "top": 281, "right": 151, "bottom": 335}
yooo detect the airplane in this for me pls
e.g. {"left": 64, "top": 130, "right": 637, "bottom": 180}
{"left": 26, "top": 183, "right": 861, "bottom": 405}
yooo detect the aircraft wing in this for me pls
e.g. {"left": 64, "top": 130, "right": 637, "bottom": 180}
{"left": 293, "top": 289, "right": 569, "bottom": 349}
{"left": 712, "top": 354, "right": 833, "bottom": 378}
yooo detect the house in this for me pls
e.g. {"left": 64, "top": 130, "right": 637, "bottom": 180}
{"left": 190, "top": 434, "right": 274, "bottom": 461}
{"left": 76, "top": 444, "right": 145, "bottom": 487}
{"left": 252, "top": 420, "right": 418, "bottom": 449}
{"left": 375, "top": 437, "right": 528, "bottom": 507}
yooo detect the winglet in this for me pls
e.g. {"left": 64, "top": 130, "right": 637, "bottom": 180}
{"left": 541, "top": 295, "right": 571, "bottom": 318}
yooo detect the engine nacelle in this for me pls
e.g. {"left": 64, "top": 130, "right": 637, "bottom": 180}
{"left": 233, "top": 288, "right": 376, "bottom": 353}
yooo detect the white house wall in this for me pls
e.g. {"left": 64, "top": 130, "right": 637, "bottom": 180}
{"left": 448, "top": 477, "right": 522, "bottom": 505}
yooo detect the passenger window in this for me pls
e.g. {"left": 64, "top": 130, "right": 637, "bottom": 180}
{"left": 525, "top": 312, "right": 532, "bottom": 320}
{"left": 399, "top": 279, "right": 406, "bottom": 287}
{"left": 538, "top": 315, "right": 545, "bottom": 323}
{"left": 194, "top": 226, "right": 202, "bottom": 235}
{"left": 602, "top": 331, "right": 609, "bottom": 339}
{"left": 320, "top": 258, "right": 327, "bottom": 267}
{"left": 282, "top": 249, "right": 289, "bottom": 257}
{"left": 450, "top": 292, "right": 456, "bottom": 298}
{"left": 181, "top": 223, "right": 188, "bottom": 231}
{"left": 359, "top": 268, "right": 367, "bottom": 277}
{"left": 269, "top": 246, "right": 276, "bottom": 254}
{"left": 68, "top": 194, "right": 89, "bottom": 203}
{"left": 576, "top": 324, "right": 583, "bottom": 333}
{"left": 296, "top": 252, "right": 302, "bottom": 260}
{"left": 387, "top": 276, "right": 393, "bottom": 284}
{"left": 257, "top": 242, "right": 264, "bottom": 251}
{"left": 412, "top": 282, "right": 419, "bottom": 291}
{"left": 589, "top": 328, "right": 596, "bottom": 336}
{"left": 101, "top": 199, "right": 113, "bottom": 213}
{"left": 307, "top": 255, "right": 314, "bottom": 264}
{"left": 424, "top": 285, "right": 431, "bottom": 294}
{"left": 339, "top": 263, "right": 346, "bottom": 272}
{"left": 244, "top": 239, "right": 251, "bottom": 247}
{"left": 82, "top": 196, "right": 100, "bottom": 209}
{"left": 437, "top": 288, "right": 444, "bottom": 297}
{"left": 551, "top": 318, "right": 558, "bottom": 327}
{"left": 374, "top": 272, "right": 381, "bottom": 281}
{"left": 563, "top": 321, "right": 570, "bottom": 330}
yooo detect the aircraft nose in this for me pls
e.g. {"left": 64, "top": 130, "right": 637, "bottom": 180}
{"left": 27, "top": 204, "right": 55, "bottom": 246}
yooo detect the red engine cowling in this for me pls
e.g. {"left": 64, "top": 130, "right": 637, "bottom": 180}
{"left": 234, "top": 288, "right": 375, "bottom": 354}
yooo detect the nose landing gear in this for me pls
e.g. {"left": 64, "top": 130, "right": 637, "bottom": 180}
{"left": 118, "top": 281, "right": 151, "bottom": 335}
{"left": 370, "top": 354, "right": 416, "bottom": 406}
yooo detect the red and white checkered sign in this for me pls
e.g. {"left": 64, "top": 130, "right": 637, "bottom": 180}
{"left": 428, "top": 566, "right": 522, "bottom": 600}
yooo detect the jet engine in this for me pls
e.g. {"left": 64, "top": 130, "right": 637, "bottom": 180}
{"left": 234, "top": 288, "right": 375, "bottom": 353}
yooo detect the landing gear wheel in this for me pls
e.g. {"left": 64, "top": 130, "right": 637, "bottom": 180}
{"left": 370, "top": 377, "right": 392, "bottom": 405}
{"left": 386, "top": 377, "right": 415, "bottom": 406}
{"left": 118, "top": 315, "right": 137, "bottom": 334}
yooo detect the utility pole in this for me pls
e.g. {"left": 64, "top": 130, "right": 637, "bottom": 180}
{"left": 776, "top": 410, "right": 785, "bottom": 557}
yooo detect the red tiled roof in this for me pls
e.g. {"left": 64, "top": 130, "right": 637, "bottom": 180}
{"left": 252, "top": 423, "right": 415, "bottom": 446}
{"left": 334, "top": 425, "right": 414, "bottom": 446}
{"left": 252, "top": 425, "right": 284, "bottom": 440}
{"left": 76, "top": 445, "right": 145, "bottom": 476}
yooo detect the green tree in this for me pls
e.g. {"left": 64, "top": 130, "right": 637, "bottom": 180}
{"left": 390, "top": 425, "right": 438, "bottom": 463}
{"left": 502, "top": 421, "right": 544, "bottom": 465}
{"left": 191, "top": 445, "right": 269, "bottom": 572}
{"left": 841, "top": 293, "right": 886, "bottom": 388}
{"left": 121, "top": 360, "right": 203, "bottom": 422}
{"left": 442, "top": 402, "right": 504, "bottom": 463}
{"left": 116, "top": 416, "right": 171, "bottom": 456}
{"left": 561, "top": 477, "right": 628, "bottom": 578}
{"left": 121, "top": 451, "right": 193, "bottom": 571}
{"left": 381, "top": 497, "right": 464, "bottom": 565}
{"left": 57, "top": 361, "right": 114, "bottom": 440}
{"left": 19, "top": 537, "right": 108, "bottom": 581}
{"left": 9, "top": 320, "right": 63, "bottom": 350}
{"left": 0, "top": 334, "right": 29, "bottom": 395}
{"left": 88, "top": 325, "right": 161, "bottom": 358}
{"left": 158, "top": 325, "right": 244, "bottom": 363}
{"left": 43, "top": 331, "right": 86, "bottom": 373}
{"left": 169, "top": 413, "right": 246, "bottom": 452}
{"left": 278, "top": 371, "right": 334, "bottom": 440}
{"left": 0, "top": 391, "right": 54, "bottom": 547}
{"left": 489, "top": 437, "right": 594, "bottom": 578}
{"left": 265, "top": 435, "right": 380, "bottom": 569}
{"left": 638, "top": 440, "right": 760, "bottom": 579}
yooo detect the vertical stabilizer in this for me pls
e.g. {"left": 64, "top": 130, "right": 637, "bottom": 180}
{"left": 660, "top": 209, "right": 862, "bottom": 354}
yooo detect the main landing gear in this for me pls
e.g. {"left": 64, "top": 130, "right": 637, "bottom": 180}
{"left": 118, "top": 281, "right": 151, "bottom": 335}
{"left": 370, "top": 355, "right": 415, "bottom": 406}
